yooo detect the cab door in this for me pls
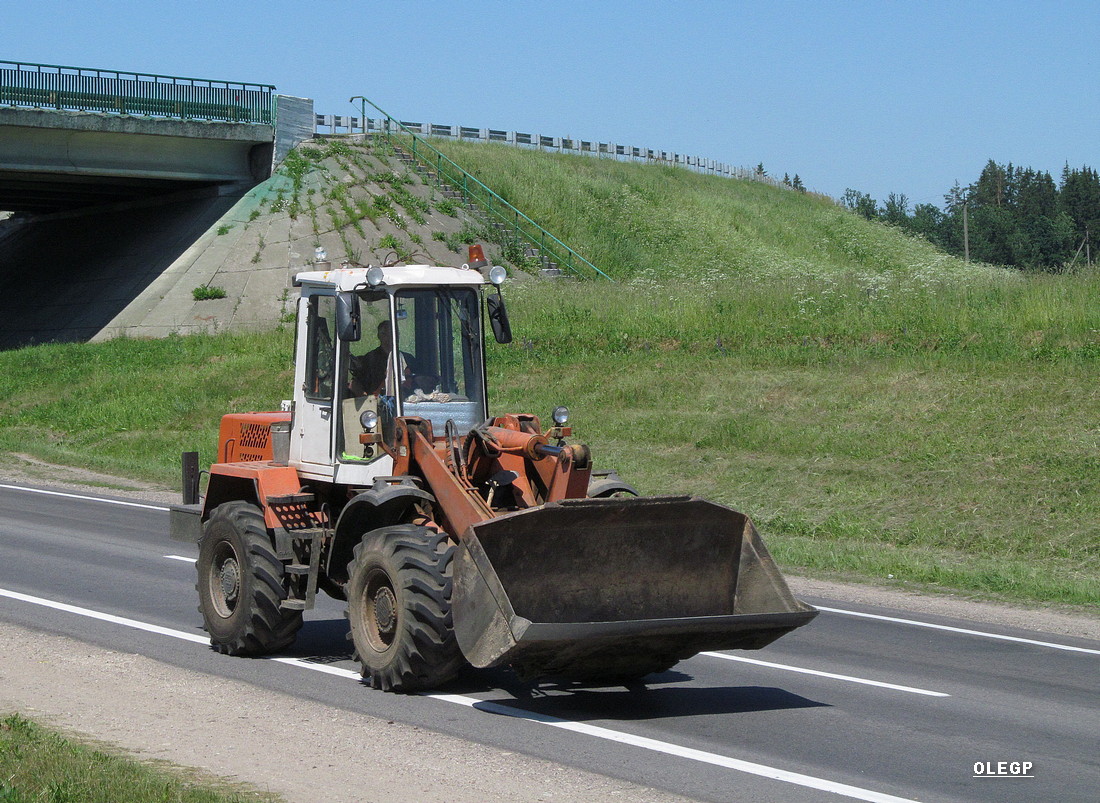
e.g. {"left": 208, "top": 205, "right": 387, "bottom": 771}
{"left": 292, "top": 293, "right": 337, "bottom": 470}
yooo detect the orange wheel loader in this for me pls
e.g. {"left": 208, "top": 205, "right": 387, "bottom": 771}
{"left": 170, "top": 255, "right": 817, "bottom": 691}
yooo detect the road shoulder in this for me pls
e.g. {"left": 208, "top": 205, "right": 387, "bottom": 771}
{"left": 0, "top": 621, "right": 699, "bottom": 803}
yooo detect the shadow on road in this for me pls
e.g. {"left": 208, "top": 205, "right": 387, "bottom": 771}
{"left": 282, "top": 617, "right": 354, "bottom": 661}
{"left": 469, "top": 682, "right": 827, "bottom": 721}
{"left": 277, "top": 618, "right": 829, "bottom": 721}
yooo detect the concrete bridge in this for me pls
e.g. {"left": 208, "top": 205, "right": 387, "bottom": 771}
{"left": 0, "top": 106, "right": 275, "bottom": 213}
{"left": 0, "top": 60, "right": 313, "bottom": 347}
{"left": 0, "top": 60, "right": 313, "bottom": 213}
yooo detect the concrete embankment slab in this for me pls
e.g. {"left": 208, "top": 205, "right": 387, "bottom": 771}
{"left": 1, "top": 136, "right": 520, "bottom": 348}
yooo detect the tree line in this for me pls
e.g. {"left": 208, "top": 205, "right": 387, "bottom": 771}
{"left": 843, "top": 161, "right": 1099, "bottom": 271}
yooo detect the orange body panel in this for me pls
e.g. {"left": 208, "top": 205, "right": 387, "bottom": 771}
{"left": 217, "top": 412, "right": 291, "bottom": 463}
{"left": 207, "top": 461, "right": 306, "bottom": 529}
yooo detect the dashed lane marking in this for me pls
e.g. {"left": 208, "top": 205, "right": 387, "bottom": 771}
{"left": 816, "top": 606, "right": 1100, "bottom": 656}
{"left": 701, "top": 652, "right": 949, "bottom": 697}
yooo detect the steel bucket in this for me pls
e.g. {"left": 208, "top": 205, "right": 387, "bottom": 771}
{"left": 452, "top": 496, "right": 818, "bottom": 680}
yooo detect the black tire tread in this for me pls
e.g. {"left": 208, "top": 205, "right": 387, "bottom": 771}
{"left": 346, "top": 524, "right": 466, "bottom": 692}
{"left": 197, "top": 501, "right": 302, "bottom": 656}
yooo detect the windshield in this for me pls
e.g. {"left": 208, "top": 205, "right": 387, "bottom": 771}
{"left": 337, "top": 287, "right": 487, "bottom": 463}
{"left": 393, "top": 287, "right": 486, "bottom": 435}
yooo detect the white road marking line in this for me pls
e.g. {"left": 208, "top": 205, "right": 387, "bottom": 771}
{"left": 701, "top": 652, "right": 949, "bottom": 697}
{"left": 270, "top": 656, "right": 363, "bottom": 679}
{"left": 7, "top": 479, "right": 1092, "bottom": 661}
{"left": 0, "top": 587, "right": 208, "bottom": 644}
{"left": 0, "top": 483, "right": 170, "bottom": 512}
{"left": 165, "top": 555, "right": 197, "bottom": 563}
{"left": 426, "top": 693, "right": 919, "bottom": 803}
{"left": 816, "top": 606, "right": 1100, "bottom": 656}
{"left": 0, "top": 586, "right": 919, "bottom": 803}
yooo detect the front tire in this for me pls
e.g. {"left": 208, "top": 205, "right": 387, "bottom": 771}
{"left": 346, "top": 524, "right": 466, "bottom": 692}
{"left": 197, "top": 501, "right": 302, "bottom": 655}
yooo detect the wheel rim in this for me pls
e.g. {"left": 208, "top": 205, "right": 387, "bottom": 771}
{"left": 361, "top": 568, "right": 398, "bottom": 652}
{"left": 209, "top": 540, "right": 241, "bottom": 618}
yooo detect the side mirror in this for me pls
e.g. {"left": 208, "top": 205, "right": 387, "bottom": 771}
{"left": 487, "top": 290, "right": 512, "bottom": 344}
{"left": 335, "top": 292, "right": 361, "bottom": 342}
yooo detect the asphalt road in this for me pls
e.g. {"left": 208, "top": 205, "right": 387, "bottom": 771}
{"left": 0, "top": 481, "right": 1096, "bottom": 803}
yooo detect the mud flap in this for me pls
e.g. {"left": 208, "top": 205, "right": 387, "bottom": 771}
{"left": 452, "top": 496, "right": 818, "bottom": 680}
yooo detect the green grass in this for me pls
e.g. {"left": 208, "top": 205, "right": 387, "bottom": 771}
{"left": 192, "top": 286, "right": 227, "bottom": 301}
{"left": 0, "top": 331, "right": 294, "bottom": 484}
{"left": 497, "top": 268, "right": 1100, "bottom": 363}
{"left": 0, "top": 714, "right": 278, "bottom": 803}
{"left": 488, "top": 349, "right": 1098, "bottom": 606}
{"left": 1, "top": 139, "right": 1097, "bottom": 610}
{"left": 423, "top": 137, "right": 994, "bottom": 283}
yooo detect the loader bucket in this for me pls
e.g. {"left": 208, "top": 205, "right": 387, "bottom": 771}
{"left": 452, "top": 496, "right": 818, "bottom": 680}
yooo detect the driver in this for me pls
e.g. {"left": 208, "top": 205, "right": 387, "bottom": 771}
{"left": 349, "top": 320, "right": 409, "bottom": 396}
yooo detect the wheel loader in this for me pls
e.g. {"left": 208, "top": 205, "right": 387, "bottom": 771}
{"left": 171, "top": 252, "right": 817, "bottom": 691}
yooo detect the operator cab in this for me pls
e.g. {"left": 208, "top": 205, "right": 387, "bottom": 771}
{"left": 340, "top": 286, "right": 486, "bottom": 460}
{"left": 291, "top": 263, "right": 508, "bottom": 484}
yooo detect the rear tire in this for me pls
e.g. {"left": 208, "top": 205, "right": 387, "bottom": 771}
{"left": 587, "top": 479, "right": 638, "bottom": 499}
{"left": 197, "top": 501, "right": 302, "bottom": 655}
{"left": 346, "top": 524, "right": 466, "bottom": 692}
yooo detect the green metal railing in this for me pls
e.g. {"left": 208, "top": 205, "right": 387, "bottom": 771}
{"left": 351, "top": 96, "right": 611, "bottom": 281}
{"left": 0, "top": 60, "right": 275, "bottom": 124}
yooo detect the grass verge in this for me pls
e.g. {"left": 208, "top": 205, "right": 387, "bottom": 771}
{"left": 1, "top": 270, "right": 1096, "bottom": 609}
{"left": 2, "top": 136, "right": 1097, "bottom": 611}
{"left": 0, "top": 714, "right": 279, "bottom": 803}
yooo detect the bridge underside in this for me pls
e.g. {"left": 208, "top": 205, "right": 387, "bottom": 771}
{"left": 0, "top": 107, "right": 274, "bottom": 213}
{"left": 0, "top": 171, "right": 200, "bottom": 214}
{"left": 0, "top": 187, "right": 245, "bottom": 349}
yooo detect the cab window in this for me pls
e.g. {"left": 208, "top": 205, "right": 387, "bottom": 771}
{"left": 304, "top": 295, "right": 336, "bottom": 401}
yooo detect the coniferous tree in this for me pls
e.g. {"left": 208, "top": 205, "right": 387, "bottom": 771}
{"left": 940, "top": 182, "right": 969, "bottom": 255}
{"left": 1060, "top": 166, "right": 1100, "bottom": 246}
{"left": 843, "top": 161, "right": 1096, "bottom": 271}
{"left": 971, "top": 160, "right": 1009, "bottom": 208}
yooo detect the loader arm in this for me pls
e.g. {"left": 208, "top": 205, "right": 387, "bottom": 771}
{"left": 389, "top": 419, "right": 818, "bottom": 680}
{"left": 393, "top": 415, "right": 594, "bottom": 536}
{"left": 464, "top": 422, "right": 593, "bottom": 507}
{"left": 405, "top": 424, "right": 493, "bottom": 539}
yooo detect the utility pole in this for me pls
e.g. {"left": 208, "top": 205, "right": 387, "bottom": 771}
{"left": 963, "top": 203, "right": 970, "bottom": 262}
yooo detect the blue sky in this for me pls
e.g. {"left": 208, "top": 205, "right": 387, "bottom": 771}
{"left": 4, "top": 1, "right": 1096, "bottom": 208}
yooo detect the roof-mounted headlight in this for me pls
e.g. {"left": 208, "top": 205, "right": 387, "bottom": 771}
{"left": 366, "top": 265, "right": 385, "bottom": 286}
{"left": 488, "top": 265, "right": 507, "bottom": 285}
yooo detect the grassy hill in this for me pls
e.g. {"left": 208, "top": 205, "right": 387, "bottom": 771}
{"left": 425, "top": 137, "right": 994, "bottom": 283}
{"left": 1, "top": 137, "right": 1097, "bottom": 609}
